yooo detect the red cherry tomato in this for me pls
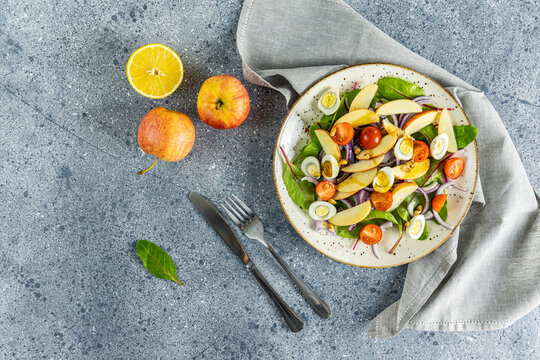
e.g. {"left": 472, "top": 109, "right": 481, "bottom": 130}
{"left": 370, "top": 191, "right": 393, "bottom": 211}
{"left": 444, "top": 157, "right": 465, "bottom": 180}
{"left": 359, "top": 126, "right": 382, "bottom": 149}
{"left": 432, "top": 194, "right": 448, "bottom": 213}
{"left": 331, "top": 123, "right": 354, "bottom": 145}
{"left": 315, "top": 181, "right": 337, "bottom": 201}
{"left": 359, "top": 224, "right": 383, "bottom": 245}
{"left": 412, "top": 140, "right": 429, "bottom": 162}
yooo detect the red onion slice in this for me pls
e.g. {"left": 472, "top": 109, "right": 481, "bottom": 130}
{"left": 433, "top": 210, "right": 453, "bottom": 230}
{"left": 424, "top": 211, "right": 434, "bottom": 220}
{"left": 301, "top": 176, "right": 319, "bottom": 185}
{"left": 371, "top": 244, "right": 381, "bottom": 259}
{"left": 415, "top": 186, "right": 430, "bottom": 214}
{"left": 436, "top": 181, "right": 454, "bottom": 196}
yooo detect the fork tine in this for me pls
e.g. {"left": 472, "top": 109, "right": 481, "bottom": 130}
{"left": 221, "top": 204, "right": 243, "bottom": 226}
{"left": 231, "top": 194, "right": 254, "bottom": 216}
{"left": 228, "top": 197, "right": 251, "bottom": 220}
{"left": 224, "top": 199, "right": 247, "bottom": 224}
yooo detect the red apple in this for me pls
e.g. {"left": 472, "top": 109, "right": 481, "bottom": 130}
{"left": 197, "top": 75, "right": 250, "bottom": 129}
{"left": 137, "top": 107, "right": 195, "bottom": 175}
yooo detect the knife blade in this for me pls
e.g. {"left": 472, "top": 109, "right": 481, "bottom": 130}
{"left": 189, "top": 192, "right": 250, "bottom": 265}
{"left": 189, "top": 192, "right": 304, "bottom": 332}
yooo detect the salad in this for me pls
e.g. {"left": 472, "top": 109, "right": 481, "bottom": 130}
{"left": 280, "top": 76, "right": 477, "bottom": 258}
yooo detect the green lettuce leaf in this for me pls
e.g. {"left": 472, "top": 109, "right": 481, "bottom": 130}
{"left": 454, "top": 125, "right": 478, "bottom": 149}
{"left": 376, "top": 77, "right": 426, "bottom": 101}
{"left": 282, "top": 161, "right": 316, "bottom": 209}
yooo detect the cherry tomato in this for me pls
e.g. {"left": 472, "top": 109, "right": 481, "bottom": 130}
{"left": 371, "top": 191, "right": 393, "bottom": 211}
{"left": 412, "top": 140, "right": 429, "bottom": 162}
{"left": 359, "top": 126, "right": 382, "bottom": 149}
{"left": 331, "top": 122, "right": 354, "bottom": 145}
{"left": 432, "top": 194, "right": 448, "bottom": 213}
{"left": 315, "top": 181, "right": 337, "bottom": 201}
{"left": 359, "top": 224, "right": 383, "bottom": 245}
{"left": 444, "top": 157, "right": 465, "bottom": 179}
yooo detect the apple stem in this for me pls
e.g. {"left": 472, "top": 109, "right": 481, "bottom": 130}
{"left": 215, "top": 100, "right": 223, "bottom": 110}
{"left": 137, "top": 157, "right": 159, "bottom": 175}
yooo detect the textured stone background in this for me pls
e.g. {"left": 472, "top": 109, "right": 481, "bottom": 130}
{"left": 1, "top": 0, "right": 538, "bottom": 358}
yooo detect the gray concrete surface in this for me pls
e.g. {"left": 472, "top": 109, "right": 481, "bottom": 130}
{"left": 1, "top": 0, "right": 538, "bottom": 358}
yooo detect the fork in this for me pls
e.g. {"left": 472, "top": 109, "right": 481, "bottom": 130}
{"left": 222, "top": 195, "right": 331, "bottom": 319}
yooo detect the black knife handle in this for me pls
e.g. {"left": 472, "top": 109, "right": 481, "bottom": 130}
{"left": 247, "top": 263, "right": 304, "bottom": 333}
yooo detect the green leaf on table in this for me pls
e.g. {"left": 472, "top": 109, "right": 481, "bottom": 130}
{"left": 282, "top": 160, "right": 316, "bottom": 209}
{"left": 454, "top": 125, "right": 478, "bottom": 149}
{"left": 136, "top": 240, "right": 184, "bottom": 286}
{"left": 376, "top": 77, "right": 426, "bottom": 101}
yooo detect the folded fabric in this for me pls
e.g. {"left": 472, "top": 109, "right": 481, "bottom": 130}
{"left": 236, "top": 0, "right": 540, "bottom": 338}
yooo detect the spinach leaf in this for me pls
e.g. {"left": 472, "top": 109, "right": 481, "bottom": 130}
{"left": 282, "top": 160, "right": 316, "bottom": 209}
{"left": 418, "top": 223, "right": 429, "bottom": 240}
{"left": 329, "top": 89, "right": 360, "bottom": 129}
{"left": 136, "top": 240, "right": 184, "bottom": 286}
{"left": 377, "top": 77, "right": 426, "bottom": 101}
{"left": 454, "top": 125, "right": 478, "bottom": 149}
{"left": 318, "top": 114, "right": 333, "bottom": 131}
{"left": 393, "top": 207, "right": 410, "bottom": 222}
{"left": 362, "top": 209, "right": 399, "bottom": 225}
{"left": 336, "top": 225, "right": 361, "bottom": 239}
{"left": 415, "top": 159, "right": 444, "bottom": 187}
{"left": 295, "top": 140, "right": 321, "bottom": 161}
{"left": 439, "top": 200, "right": 448, "bottom": 222}
{"left": 412, "top": 124, "right": 438, "bottom": 144}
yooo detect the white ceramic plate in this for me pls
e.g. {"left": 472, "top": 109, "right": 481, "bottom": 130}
{"left": 273, "top": 63, "right": 478, "bottom": 268}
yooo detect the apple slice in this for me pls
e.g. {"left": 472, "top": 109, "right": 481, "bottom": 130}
{"left": 314, "top": 129, "right": 341, "bottom": 160}
{"left": 382, "top": 118, "right": 403, "bottom": 136}
{"left": 375, "top": 99, "right": 422, "bottom": 116}
{"left": 392, "top": 159, "right": 430, "bottom": 180}
{"left": 342, "top": 155, "right": 384, "bottom": 173}
{"left": 387, "top": 182, "right": 419, "bottom": 212}
{"left": 349, "top": 84, "right": 378, "bottom": 111}
{"left": 336, "top": 168, "right": 377, "bottom": 193}
{"left": 329, "top": 200, "right": 371, "bottom": 226}
{"left": 356, "top": 132, "right": 398, "bottom": 160}
{"left": 438, "top": 109, "right": 458, "bottom": 152}
{"left": 333, "top": 190, "right": 356, "bottom": 200}
{"left": 402, "top": 110, "right": 438, "bottom": 136}
{"left": 333, "top": 109, "right": 379, "bottom": 129}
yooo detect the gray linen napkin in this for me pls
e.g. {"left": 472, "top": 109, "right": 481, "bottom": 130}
{"left": 236, "top": 0, "right": 540, "bottom": 338}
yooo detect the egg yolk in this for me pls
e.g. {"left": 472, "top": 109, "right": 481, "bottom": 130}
{"left": 321, "top": 92, "right": 337, "bottom": 108}
{"left": 322, "top": 161, "right": 333, "bottom": 178}
{"left": 315, "top": 205, "right": 329, "bottom": 217}
{"left": 373, "top": 171, "right": 392, "bottom": 192}
{"left": 410, "top": 220, "right": 422, "bottom": 235}
{"left": 399, "top": 138, "right": 413, "bottom": 156}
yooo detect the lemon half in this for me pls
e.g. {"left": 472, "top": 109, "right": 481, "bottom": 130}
{"left": 126, "top": 44, "right": 183, "bottom": 99}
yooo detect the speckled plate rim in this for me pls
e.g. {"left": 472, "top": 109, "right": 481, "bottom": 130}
{"left": 272, "top": 63, "right": 478, "bottom": 268}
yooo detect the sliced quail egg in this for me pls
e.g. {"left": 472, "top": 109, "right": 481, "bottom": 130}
{"left": 430, "top": 133, "right": 449, "bottom": 160}
{"left": 321, "top": 154, "right": 340, "bottom": 180}
{"left": 372, "top": 167, "right": 395, "bottom": 193}
{"left": 301, "top": 156, "right": 321, "bottom": 178}
{"left": 394, "top": 136, "right": 414, "bottom": 160}
{"left": 406, "top": 214, "right": 426, "bottom": 240}
{"left": 308, "top": 201, "right": 337, "bottom": 221}
{"left": 318, "top": 88, "right": 340, "bottom": 115}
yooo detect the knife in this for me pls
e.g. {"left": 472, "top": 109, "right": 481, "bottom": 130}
{"left": 189, "top": 192, "right": 304, "bottom": 333}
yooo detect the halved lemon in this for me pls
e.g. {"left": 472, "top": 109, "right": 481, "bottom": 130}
{"left": 126, "top": 44, "right": 183, "bottom": 99}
